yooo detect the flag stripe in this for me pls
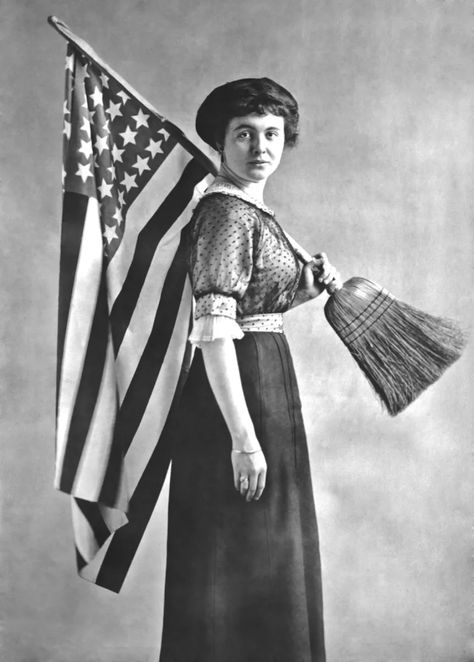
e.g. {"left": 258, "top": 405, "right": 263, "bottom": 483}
{"left": 76, "top": 546, "right": 87, "bottom": 571}
{"left": 56, "top": 191, "right": 89, "bottom": 378}
{"left": 72, "top": 500, "right": 102, "bottom": 563}
{"left": 114, "top": 228, "right": 182, "bottom": 403}
{"left": 74, "top": 498, "right": 111, "bottom": 548}
{"left": 98, "top": 231, "right": 189, "bottom": 503}
{"left": 110, "top": 157, "right": 208, "bottom": 353}
{"left": 71, "top": 337, "right": 121, "bottom": 504}
{"left": 55, "top": 197, "right": 104, "bottom": 485}
{"left": 58, "top": 265, "right": 109, "bottom": 493}
{"left": 95, "top": 346, "right": 191, "bottom": 592}
{"left": 114, "top": 176, "right": 210, "bottom": 404}
{"left": 123, "top": 279, "right": 193, "bottom": 493}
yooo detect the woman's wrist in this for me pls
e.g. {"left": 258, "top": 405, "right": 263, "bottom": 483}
{"left": 231, "top": 447, "right": 262, "bottom": 454}
{"left": 231, "top": 430, "right": 261, "bottom": 453}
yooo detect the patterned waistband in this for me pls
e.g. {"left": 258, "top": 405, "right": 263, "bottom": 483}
{"left": 237, "top": 313, "right": 284, "bottom": 333}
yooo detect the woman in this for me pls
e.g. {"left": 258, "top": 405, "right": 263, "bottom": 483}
{"left": 159, "top": 78, "right": 341, "bottom": 662}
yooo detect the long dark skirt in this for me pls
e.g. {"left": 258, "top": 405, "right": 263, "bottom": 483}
{"left": 159, "top": 332, "right": 325, "bottom": 662}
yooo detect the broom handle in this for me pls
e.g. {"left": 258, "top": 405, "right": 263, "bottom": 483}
{"left": 284, "top": 232, "right": 314, "bottom": 264}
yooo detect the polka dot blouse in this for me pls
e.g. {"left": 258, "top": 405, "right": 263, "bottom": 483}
{"left": 187, "top": 184, "right": 302, "bottom": 322}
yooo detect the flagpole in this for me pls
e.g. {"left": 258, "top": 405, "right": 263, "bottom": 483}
{"left": 47, "top": 15, "right": 218, "bottom": 176}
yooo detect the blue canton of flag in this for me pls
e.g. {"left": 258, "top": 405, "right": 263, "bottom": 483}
{"left": 62, "top": 46, "right": 178, "bottom": 259}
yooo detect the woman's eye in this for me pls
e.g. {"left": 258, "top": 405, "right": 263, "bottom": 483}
{"left": 237, "top": 131, "right": 250, "bottom": 139}
{"left": 266, "top": 131, "right": 279, "bottom": 139}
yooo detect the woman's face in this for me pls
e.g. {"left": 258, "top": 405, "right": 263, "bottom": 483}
{"left": 221, "top": 113, "right": 286, "bottom": 184}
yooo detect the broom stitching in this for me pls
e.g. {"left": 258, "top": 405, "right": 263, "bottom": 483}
{"left": 342, "top": 298, "right": 393, "bottom": 342}
{"left": 339, "top": 294, "right": 395, "bottom": 343}
{"left": 343, "top": 297, "right": 395, "bottom": 344}
{"left": 334, "top": 287, "right": 393, "bottom": 334}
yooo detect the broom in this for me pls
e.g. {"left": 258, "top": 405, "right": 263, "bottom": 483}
{"left": 286, "top": 236, "right": 468, "bottom": 416}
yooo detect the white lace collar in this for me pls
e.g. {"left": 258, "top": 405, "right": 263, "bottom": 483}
{"left": 201, "top": 177, "right": 275, "bottom": 216}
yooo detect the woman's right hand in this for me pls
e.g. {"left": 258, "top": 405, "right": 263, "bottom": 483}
{"left": 231, "top": 446, "right": 267, "bottom": 502}
{"left": 312, "top": 252, "right": 342, "bottom": 294}
{"left": 291, "top": 252, "right": 342, "bottom": 306}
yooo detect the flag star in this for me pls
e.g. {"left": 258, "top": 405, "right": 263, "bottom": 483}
{"left": 98, "top": 117, "right": 110, "bottom": 134}
{"left": 116, "top": 90, "right": 130, "bottom": 105}
{"left": 65, "top": 53, "right": 74, "bottom": 72}
{"left": 107, "top": 164, "right": 116, "bottom": 180}
{"left": 78, "top": 62, "right": 90, "bottom": 79}
{"left": 80, "top": 116, "right": 91, "bottom": 136}
{"left": 158, "top": 128, "right": 170, "bottom": 141}
{"left": 95, "top": 134, "right": 109, "bottom": 154}
{"left": 106, "top": 101, "right": 122, "bottom": 121}
{"left": 120, "top": 125, "right": 137, "bottom": 146}
{"left": 103, "top": 224, "right": 118, "bottom": 243}
{"left": 111, "top": 144, "right": 124, "bottom": 163}
{"left": 63, "top": 100, "right": 69, "bottom": 115}
{"left": 112, "top": 206, "right": 123, "bottom": 224}
{"left": 132, "top": 155, "right": 150, "bottom": 175}
{"left": 118, "top": 190, "right": 125, "bottom": 205}
{"left": 81, "top": 97, "right": 89, "bottom": 110}
{"left": 145, "top": 137, "right": 163, "bottom": 158}
{"left": 63, "top": 120, "right": 71, "bottom": 139}
{"left": 89, "top": 86, "right": 103, "bottom": 107}
{"left": 98, "top": 178, "right": 113, "bottom": 199}
{"left": 132, "top": 108, "right": 150, "bottom": 128}
{"left": 78, "top": 138, "right": 93, "bottom": 159}
{"left": 62, "top": 165, "right": 66, "bottom": 183}
{"left": 121, "top": 171, "right": 138, "bottom": 191}
{"left": 76, "top": 162, "right": 93, "bottom": 183}
{"left": 100, "top": 72, "right": 110, "bottom": 88}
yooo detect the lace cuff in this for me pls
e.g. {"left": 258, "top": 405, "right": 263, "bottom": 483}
{"left": 195, "top": 293, "right": 237, "bottom": 319}
{"left": 189, "top": 314, "right": 244, "bottom": 347}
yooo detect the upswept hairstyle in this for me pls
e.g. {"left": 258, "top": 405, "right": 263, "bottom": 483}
{"left": 195, "top": 77, "right": 299, "bottom": 151}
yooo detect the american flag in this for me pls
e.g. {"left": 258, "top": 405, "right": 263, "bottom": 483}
{"left": 56, "top": 34, "right": 215, "bottom": 592}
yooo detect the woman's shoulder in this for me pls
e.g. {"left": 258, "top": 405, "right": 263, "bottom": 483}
{"left": 192, "top": 192, "right": 263, "bottom": 234}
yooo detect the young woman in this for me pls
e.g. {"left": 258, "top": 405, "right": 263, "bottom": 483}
{"left": 159, "top": 77, "right": 341, "bottom": 662}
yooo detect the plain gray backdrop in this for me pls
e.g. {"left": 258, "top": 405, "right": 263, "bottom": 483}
{"left": 1, "top": 0, "right": 473, "bottom": 660}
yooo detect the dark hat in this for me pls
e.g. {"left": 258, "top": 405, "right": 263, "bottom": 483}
{"left": 195, "top": 77, "right": 298, "bottom": 150}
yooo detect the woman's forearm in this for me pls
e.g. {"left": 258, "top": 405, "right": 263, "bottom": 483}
{"left": 200, "top": 338, "right": 260, "bottom": 451}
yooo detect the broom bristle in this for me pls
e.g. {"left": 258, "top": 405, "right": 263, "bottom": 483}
{"left": 325, "top": 277, "right": 468, "bottom": 415}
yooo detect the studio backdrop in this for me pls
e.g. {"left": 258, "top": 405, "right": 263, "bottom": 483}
{"left": 1, "top": 1, "right": 473, "bottom": 661}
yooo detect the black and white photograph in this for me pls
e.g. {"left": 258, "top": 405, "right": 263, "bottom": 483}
{"left": 1, "top": 1, "right": 473, "bottom": 661}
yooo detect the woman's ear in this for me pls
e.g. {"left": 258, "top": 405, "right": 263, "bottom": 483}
{"left": 216, "top": 143, "right": 225, "bottom": 161}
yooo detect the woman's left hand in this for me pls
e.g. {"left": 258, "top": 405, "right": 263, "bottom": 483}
{"left": 291, "top": 252, "right": 342, "bottom": 306}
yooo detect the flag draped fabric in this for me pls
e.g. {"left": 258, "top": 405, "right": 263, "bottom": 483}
{"left": 56, "top": 36, "right": 215, "bottom": 592}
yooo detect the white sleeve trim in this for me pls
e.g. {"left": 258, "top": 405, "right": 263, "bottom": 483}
{"left": 188, "top": 314, "right": 244, "bottom": 347}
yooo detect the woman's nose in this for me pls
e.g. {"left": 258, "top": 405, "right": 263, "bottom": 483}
{"left": 252, "top": 136, "right": 267, "bottom": 154}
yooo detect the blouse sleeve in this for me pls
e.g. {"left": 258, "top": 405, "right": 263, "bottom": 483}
{"left": 190, "top": 195, "right": 258, "bottom": 321}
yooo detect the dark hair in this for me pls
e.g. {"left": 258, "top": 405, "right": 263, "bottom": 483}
{"left": 195, "top": 77, "right": 299, "bottom": 151}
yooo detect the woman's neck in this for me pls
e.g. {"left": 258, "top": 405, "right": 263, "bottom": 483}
{"left": 218, "top": 162, "right": 266, "bottom": 202}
